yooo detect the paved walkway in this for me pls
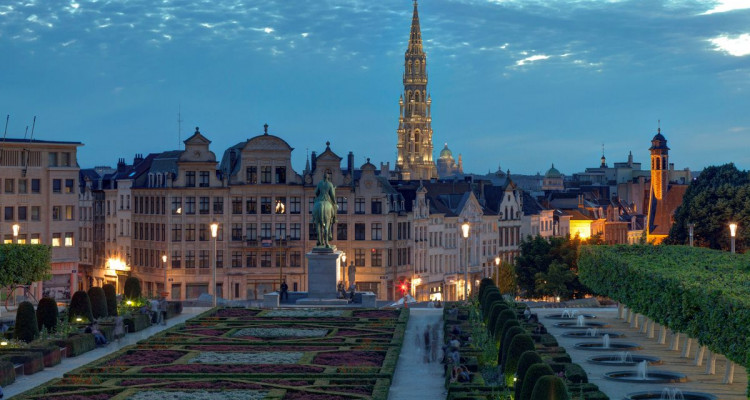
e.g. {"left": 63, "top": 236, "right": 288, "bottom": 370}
{"left": 536, "top": 307, "right": 747, "bottom": 400}
{"left": 388, "top": 308, "right": 446, "bottom": 400}
{"left": 5, "top": 307, "right": 208, "bottom": 399}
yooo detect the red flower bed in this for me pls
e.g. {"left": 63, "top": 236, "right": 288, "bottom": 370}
{"left": 141, "top": 364, "right": 324, "bottom": 374}
{"left": 121, "top": 378, "right": 162, "bottom": 386}
{"left": 186, "top": 345, "right": 323, "bottom": 352}
{"left": 215, "top": 308, "right": 259, "bottom": 318}
{"left": 312, "top": 351, "right": 384, "bottom": 367}
{"left": 106, "top": 351, "right": 184, "bottom": 366}
{"left": 185, "top": 329, "right": 225, "bottom": 336}
{"left": 353, "top": 310, "right": 398, "bottom": 319}
{"left": 261, "top": 379, "right": 311, "bottom": 387}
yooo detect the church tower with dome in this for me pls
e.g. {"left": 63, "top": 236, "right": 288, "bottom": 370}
{"left": 395, "top": 1, "right": 438, "bottom": 180}
{"left": 542, "top": 164, "right": 564, "bottom": 191}
{"left": 437, "top": 143, "right": 463, "bottom": 178}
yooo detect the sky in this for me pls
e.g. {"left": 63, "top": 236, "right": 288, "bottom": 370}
{"left": 1, "top": 0, "right": 749, "bottom": 176}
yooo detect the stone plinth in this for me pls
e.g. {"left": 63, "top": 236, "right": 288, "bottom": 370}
{"left": 306, "top": 250, "right": 343, "bottom": 300}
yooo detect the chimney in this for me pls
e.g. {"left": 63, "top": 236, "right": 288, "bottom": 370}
{"left": 310, "top": 151, "right": 317, "bottom": 172}
{"left": 347, "top": 152, "right": 354, "bottom": 174}
{"left": 134, "top": 153, "right": 144, "bottom": 164}
{"left": 117, "top": 158, "right": 126, "bottom": 173}
{"left": 578, "top": 194, "right": 584, "bottom": 208}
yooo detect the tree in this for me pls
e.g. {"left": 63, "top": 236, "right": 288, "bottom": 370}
{"left": 14, "top": 301, "right": 39, "bottom": 342}
{"left": 666, "top": 163, "right": 750, "bottom": 252}
{"left": 0, "top": 244, "right": 51, "bottom": 287}
{"left": 515, "top": 235, "right": 591, "bottom": 298}
{"left": 36, "top": 297, "right": 59, "bottom": 332}
{"left": 495, "top": 261, "right": 517, "bottom": 295}
{"left": 534, "top": 260, "right": 575, "bottom": 300}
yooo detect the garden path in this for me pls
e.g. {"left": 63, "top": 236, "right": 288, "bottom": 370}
{"left": 388, "top": 308, "right": 446, "bottom": 400}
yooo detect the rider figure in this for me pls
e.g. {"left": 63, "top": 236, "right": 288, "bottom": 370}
{"left": 313, "top": 171, "right": 337, "bottom": 248}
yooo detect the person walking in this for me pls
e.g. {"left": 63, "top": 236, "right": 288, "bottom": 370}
{"left": 423, "top": 327, "right": 431, "bottom": 363}
{"left": 280, "top": 281, "right": 289, "bottom": 302}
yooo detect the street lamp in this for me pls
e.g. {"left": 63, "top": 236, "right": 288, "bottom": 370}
{"left": 495, "top": 256, "right": 501, "bottom": 286}
{"left": 210, "top": 222, "right": 219, "bottom": 307}
{"left": 341, "top": 253, "right": 346, "bottom": 288}
{"left": 688, "top": 223, "right": 695, "bottom": 247}
{"left": 729, "top": 223, "right": 737, "bottom": 254}
{"left": 461, "top": 220, "right": 470, "bottom": 300}
{"left": 162, "top": 254, "right": 168, "bottom": 298}
{"left": 12, "top": 224, "right": 20, "bottom": 243}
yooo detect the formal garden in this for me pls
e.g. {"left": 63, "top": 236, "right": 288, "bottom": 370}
{"left": 11, "top": 307, "right": 406, "bottom": 400}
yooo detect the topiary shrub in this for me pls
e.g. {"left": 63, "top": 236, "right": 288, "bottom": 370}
{"left": 497, "top": 318, "right": 521, "bottom": 347}
{"left": 14, "top": 301, "right": 39, "bottom": 343}
{"left": 68, "top": 290, "right": 94, "bottom": 322}
{"left": 519, "top": 363, "right": 555, "bottom": 400}
{"left": 124, "top": 277, "right": 141, "bottom": 300}
{"left": 516, "top": 350, "right": 544, "bottom": 400}
{"left": 87, "top": 286, "right": 108, "bottom": 319}
{"left": 504, "top": 334, "right": 537, "bottom": 383}
{"left": 493, "top": 309, "right": 517, "bottom": 343}
{"left": 530, "top": 375, "right": 570, "bottom": 400}
{"left": 488, "top": 301, "right": 510, "bottom": 332}
{"left": 103, "top": 283, "right": 117, "bottom": 316}
{"left": 36, "top": 297, "right": 59, "bottom": 333}
{"left": 499, "top": 326, "right": 525, "bottom": 367}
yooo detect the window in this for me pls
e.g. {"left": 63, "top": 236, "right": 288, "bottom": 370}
{"left": 275, "top": 197, "right": 286, "bottom": 214}
{"left": 355, "top": 223, "right": 366, "bottom": 240}
{"left": 172, "top": 197, "right": 182, "bottom": 214}
{"left": 355, "top": 198, "right": 365, "bottom": 214}
{"left": 246, "top": 166, "right": 257, "bottom": 184}
{"left": 260, "top": 197, "right": 271, "bottom": 214}
{"left": 199, "top": 250, "right": 209, "bottom": 268}
{"left": 185, "top": 197, "right": 195, "bottom": 214}
{"left": 172, "top": 224, "right": 182, "bottom": 242}
{"left": 387, "top": 223, "right": 393, "bottom": 240}
{"left": 337, "top": 223, "right": 347, "bottom": 240}
{"left": 52, "top": 179, "right": 61, "bottom": 193}
{"left": 185, "top": 224, "right": 195, "bottom": 241}
{"left": 232, "top": 197, "right": 242, "bottom": 214}
{"left": 199, "top": 171, "right": 210, "bottom": 187}
{"left": 246, "top": 224, "right": 257, "bottom": 241}
{"left": 290, "top": 251, "right": 301, "bottom": 267}
{"left": 199, "top": 224, "right": 208, "bottom": 241}
{"left": 52, "top": 233, "right": 61, "bottom": 247}
{"left": 213, "top": 197, "right": 224, "bottom": 214}
{"left": 260, "top": 251, "right": 271, "bottom": 267}
{"left": 275, "top": 166, "right": 286, "bottom": 184}
{"left": 52, "top": 206, "right": 61, "bottom": 221}
{"left": 65, "top": 206, "right": 74, "bottom": 220}
{"left": 185, "top": 171, "right": 196, "bottom": 187}
{"left": 290, "top": 223, "right": 301, "bottom": 240}
{"left": 260, "top": 223, "right": 272, "bottom": 239}
{"left": 31, "top": 233, "right": 40, "bottom": 245}
{"left": 371, "top": 199, "right": 382, "bottom": 214}
{"left": 260, "top": 166, "right": 272, "bottom": 183}
{"left": 172, "top": 250, "right": 181, "bottom": 268}
{"left": 337, "top": 197, "right": 348, "bottom": 214}
{"left": 232, "top": 251, "right": 242, "bottom": 268}
{"left": 232, "top": 223, "right": 243, "bottom": 241}
{"left": 185, "top": 250, "right": 195, "bottom": 268}
{"left": 371, "top": 248, "right": 383, "bottom": 267}
{"left": 18, "top": 179, "right": 27, "bottom": 194}
{"left": 275, "top": 251, "right": 286, "bottom": 267}
{"left": 48, "top": 152, "right": 58, "bottom": 167}
{"left": 371, "top": 223, "right": 382, "bottom": 240}
{"left": 31, "top": 206, "right": 40, "bottom": 221}
{"left": 246, "top": 252, "right": 257, "bottom": 268}
{"left": 65, "top": 179, "right": 74, "bottom": 193}
{"left": 246, "top": 198, "right": 257, "bottom": 214}
{"left": 31, "top": 179, "right": 40, "bottom": 193}
{"left": 290, "top": 197, "right": 301, "bottom": 214}
{"left": 355, "top": 249, "right": 366, "bottom": 266}
{"left": 309, "top": 223, "right": 317, "bottom": 240}
{"left": 18, "top": 206, "right": 27, "bottom": 221}
{"left": 275, "top": 223, "right": 286, "bottom": 240}
{"left": 199, "top": 197, "right": 210, "bottom": 214}
{"left": 64, "top": 232, "right": 74, "bottom": 247}
{"left": 4, "top": 207, "right": 12, "bottom": 221}
{"left": 308, "top": 198, "right": 314, "bottom": 214}
{"left": 216, "top": 250, "right": 224, "bottom": 268}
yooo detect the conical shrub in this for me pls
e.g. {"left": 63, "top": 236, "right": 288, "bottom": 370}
{"left": 519, "top": 363, "right": 555, "bottom": 400}
{"left": 493, "top": 309, "right": 517, "bottom": 343}
{"left": 499, "top": 326, "right": 525, "bottom": 367}
{"left": 515, "top": 350, "right": 544, "bottom": 400}
{"left": 497, "top": 318, "right": 521, "bottom": 347}
{"left": 36, "top": 297, "right": 59, "bottom": 333}
{"left": 103, "top": 284, "right": 117, "bottom": 316}
{"left": 14, "top": 301, "right": 39, "bottom": 342}
{"left": 88, "top": 286, "right": 108, "bottom": 319}
{"left": 68, "top": 290, "right": 94, "bottom": 322}
{"left": 504, "top": 334, "right": 536, "bottom": 380}
{"left": 124, "top": 277, "right": 141, "bottom": 300}
{"left": 530, "top": 375, "right": 569, "bottom": 400}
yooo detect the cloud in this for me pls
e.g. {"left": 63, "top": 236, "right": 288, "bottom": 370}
{"left": 515, "top": 54, "right": 550, "bottom": 66}
{"left": 709, "top": 33, "right": 750, "bottom": 56}
{"left": 701, "top": 0, "right": 750, "bottom": 15}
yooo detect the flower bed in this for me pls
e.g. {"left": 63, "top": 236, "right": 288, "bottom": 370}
{"left": 14, "top": 307, "right": 405, "bottom": 400}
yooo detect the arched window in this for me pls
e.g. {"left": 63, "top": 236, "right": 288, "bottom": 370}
{"left": 407, "top": 61, "right": 412, "bottom": 74}
{"left": 656, "top": 157, "right": 661, "bottom": 170}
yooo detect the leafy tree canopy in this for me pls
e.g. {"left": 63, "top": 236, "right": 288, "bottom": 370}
{"left": 0, "top": 244, "right": 52, "bottom": 287}
{"left": 515, "top": 235, "right": 592, "bottom": 298}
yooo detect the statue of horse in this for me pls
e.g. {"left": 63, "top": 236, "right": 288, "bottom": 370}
{"left": 312, "top": 173, "right": 337, "bottom": 248}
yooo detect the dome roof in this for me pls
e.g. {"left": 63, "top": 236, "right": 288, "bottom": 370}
{"left": 439, "top": 143, "right": 453, "bottom": 159}
{"left": 545, "top": 164, "right": 562, "bottom": 178}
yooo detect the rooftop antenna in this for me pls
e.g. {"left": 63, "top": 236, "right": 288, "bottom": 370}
{"left": 29, "top": 116, "right": 36, "bottom": 141}
{"left": 23, "top": 126, "right": 28, "bottom": 139}
{"left": 0, "top": 114, "right": 8, "bottom": 164}
{"left": 177, "top": 105, "right": 183, "bottom": 149}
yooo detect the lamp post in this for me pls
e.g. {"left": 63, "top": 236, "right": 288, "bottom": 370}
{"left": 12, "top": 223, "right": 20, "bottom": 244}
{"left": 461, "top": 220, "right": 470, "bottom": 300}
{"left": 729, "top": 223, "right": 737, "bottom": 254}
{"left": 495, "top": 256, "right": 501, "bottom": 286}
{"left": 162, "top": 254, "right": 168, "bottom": 298}
{"left": 341, "top": 253, "right": 346, "bottom": 288}
{"left": 688, "top": 223, "right": 694, "bottom": 247}
{"left": 210, "top": 222, "right": 219, "bottom": 307}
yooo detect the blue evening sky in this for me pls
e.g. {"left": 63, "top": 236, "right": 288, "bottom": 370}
{"left": 1, "top": 0, "right": 749, "bottom": 176}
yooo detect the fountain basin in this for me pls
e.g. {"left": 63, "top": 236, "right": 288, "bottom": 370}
{"left": 545, "top": 313, "right": 597, "bottom": 320}
{"left": 574, "top": 342, "right": 642, "bottom": 351}
{"left": 588, "top": 354, "right": 661, "bottom": 366}
{"left": 623, "top": 391, "right": 716, "bottom": 400}
{"left": 554, "top": 321, "right": 609, "bottom": 329}
{"left": 563, "top": 331, "right": 624, "bottom": 339}
{"left": 604, "top": 370, "right": 687, "bottom": 383}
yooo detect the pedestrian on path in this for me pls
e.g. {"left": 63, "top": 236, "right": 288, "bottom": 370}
{"left": 430, "top": 323, "right": 439, "bottom": 362}
{"left": 423, "top": 327, "right": 431, "bottom": 363}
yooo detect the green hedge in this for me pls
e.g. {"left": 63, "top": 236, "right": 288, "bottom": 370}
{"left": 504, "top": 334, "right": 536, "bottom": 378}
{"left": 579, "top": 245, "right": 750, "bottom": 369}
{"left": 124, "top": 313, "right": 151, "bottom": 332}
{"left": 530, "top": 375, "right": 569, "bottom": 400}
{"left": 55, "top": 334, "right": 96, "bottom": 357}
{"left": 28, "top": 342, "right": 62, "bottom": 367}
{"left": 548, "top": 362, "right": 588, "bottom": 383}
{"left": 499, "top": 326, "right": 525, "bottom": 367}
{"left": 36, "top": 297, "right": 59, "bottom": 332}
{"left": 103, "top": 284, "right": 118, "bottom": 317}
{"left": 68, "top": 290, "right": 94, "bottom": 322}
{"left": 14, "top": 300, "right": 39, "bottom": 342}
{"left": 0, "top": 351, "right": 44, "bottom": 375}
{"left": 0, "top": 359, "right": 14, "bottom": 386}
{"left": 516, "top": 350, "right": 543, "bottom": 400}
{"left": 493, "top": 309, "right": 517, "bottom": 344}
{"left": 88, "top": 286, "right": 108, "bottom": 319}
{"left": 518, "top": 363, "right": 554, "bottom": 400}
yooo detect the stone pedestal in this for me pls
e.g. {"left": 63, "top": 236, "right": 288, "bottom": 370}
{"left": 305, "top": 249, "right": 343, "bottom": 300}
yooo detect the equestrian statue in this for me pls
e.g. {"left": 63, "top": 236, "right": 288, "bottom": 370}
{"left": 312, "top": 171, "right": 338, "bottom": 249}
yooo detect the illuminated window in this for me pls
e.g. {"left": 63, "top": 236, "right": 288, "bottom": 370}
{"left": 64, "top": 232, "right": 74, "bottom": 247}
{"left": 52, "top": 233, "right": 61, "bottom": 247}
{"left": 30, "top": 234, "right": 40, "bottom": 244}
